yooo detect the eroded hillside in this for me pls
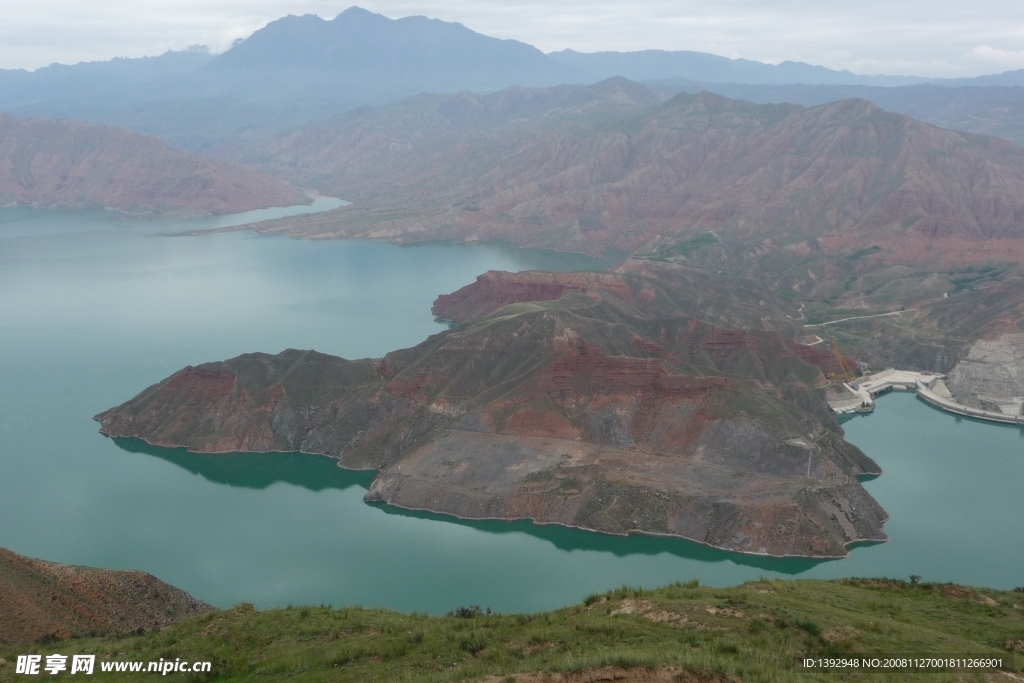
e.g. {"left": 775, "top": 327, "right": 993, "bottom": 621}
{"left": 96, "top": 264, "right": 885, "bottom": 558}
{"left": 231, "top": 84, "right": 1024, "bottom": 266}
{"left": 0, "top": 547, "right": 211, "bottom": 644}
{"left": 0, "top": 113, "right": 305, "bottom": 213}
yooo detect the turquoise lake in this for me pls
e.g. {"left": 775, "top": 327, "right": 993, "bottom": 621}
{"left": 1, "top": 203, "right": 1022, "bottom": 614}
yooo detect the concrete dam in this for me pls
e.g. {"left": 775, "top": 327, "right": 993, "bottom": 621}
{"left": 828, "top": 369, "right": 1024, "bottom": 426}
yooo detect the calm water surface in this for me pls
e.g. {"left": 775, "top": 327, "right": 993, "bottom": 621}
{"left": 1, "top": 205, "right": 1022, "bottom": 613}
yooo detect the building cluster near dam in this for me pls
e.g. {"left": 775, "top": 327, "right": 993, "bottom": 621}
{"left": 828, "top": 368, "right": 1024, "bottom": 425}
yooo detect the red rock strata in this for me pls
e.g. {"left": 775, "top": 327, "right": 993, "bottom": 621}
{"left": 97, "top": 266, "right": 887, "bottom": 558}
{"left": 432, "top": 263, "right": 803, "bottom": 335}
{"left": 433, "top": 270, "right": 633, "bottom": 321}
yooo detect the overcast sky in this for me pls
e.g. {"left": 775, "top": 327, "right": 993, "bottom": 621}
{"left": 3, "top": 0, "right": 1024, "bottom": 77}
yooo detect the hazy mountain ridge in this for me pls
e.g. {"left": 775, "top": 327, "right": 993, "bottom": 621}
{"left": 210, "top": 7, "right": 570, "bottom": 88}
{"left": 231, "top": 77, "right": 669, "bottom": 182}
{"left": 6, "top": 6, "right": 1024, "bottom": 151}
{"left": 0, "top": 8, "right": 581, "bottom": 150}
{"left": 228, "top": 85, "right": 1024, "bottom": 265}
{"left": 0, "top": 48, "right": 213, "bottom": 107}
{"left": 0, "top": 113, "right": 305, "bottom": 213}
{"left": 656, "top": 81, "right": 1024, "bottom": 147}
{"left": 549, "top": 49, "right": 926, "bottom": 87}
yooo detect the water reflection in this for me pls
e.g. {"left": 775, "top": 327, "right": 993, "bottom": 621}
{"left": 114, "top": 436, "right": 834, "bottom": 576}
{"left": 110, "top": 437, "right": 376, "bottom": 491}
{"left": 369, "top": 503, "right": 835, "bottom": 574}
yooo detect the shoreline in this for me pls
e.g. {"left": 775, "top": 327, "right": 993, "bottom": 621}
{"left": 185, "top": 219, "right": 625, "bottom": 265}
{"left": 916, "top": 383, "right": 1024, "bottom": 425}
{"left": 100, "top": 429, "right": 882, "bottom": 562}
{"left": 366, "top": 498, "right": 885, "bottom": 562}
{"left": 831, "top": 370, "right": 1024, "bottom": 426}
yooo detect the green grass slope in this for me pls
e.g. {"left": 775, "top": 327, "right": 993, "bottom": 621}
{"left": 2, "top": 579, "right": 1021, "bottom": 682}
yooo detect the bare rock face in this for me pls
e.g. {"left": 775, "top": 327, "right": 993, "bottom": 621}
{"left": 946, "top": 331, "right": 1024, "bottom": 410}
{"left": 0, "top": 113, "right": 306, "bottom": 214}
{"left": 0, "top": 546, "right": 211, "bottom": 644}
{"left": 97, "top": 267, "right": 887, "bottom": 558}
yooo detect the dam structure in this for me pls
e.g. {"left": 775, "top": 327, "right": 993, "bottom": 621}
{"left": 828, "top": 369, "right": 1024, "bottom": 425}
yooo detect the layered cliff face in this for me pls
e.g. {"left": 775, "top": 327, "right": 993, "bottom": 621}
{"left": 0, "top": 113, "right": 306, "bottom": 214}
{"left": 233, "top": 85, "right": 1024, "bottom": 267}
{"left": 97, "top": 266, "right": 886, "bottom": 558}
{"left": 0, "top": 546, "right": 211, "bottom": 644}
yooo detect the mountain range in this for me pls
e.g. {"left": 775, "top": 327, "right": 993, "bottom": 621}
{"left": 548, "top": 49, "right": 924, "bottom": 87}
{"left": 4, "top": 6, "right": 1024, "bottom": 152}
{"left": 208, "top": 77, "right": 1024, "bottom": 374}
{"left": 226, "top": 81, "right": 1024, "bottom": 269}
{"left": 660, "top": 81, "right": 1024, "bottom": 148}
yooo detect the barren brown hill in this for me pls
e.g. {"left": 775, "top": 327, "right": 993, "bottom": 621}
{"left": 0, "top": 113, "right": 306, "bottom": 214}
{"left": 432, "top": 261, "right": 804, "bottom": 335}
{"left": 232, "top": 85, "right": 1024, "bottom": 267}
{"left": 0, "top": 546, "right": 211, "bottom": 644}
{"left": 97, "top": 264, "right": 885, "bottom": 558}
{"left": 234, "top": 77, "right": 666, "bottom": 182}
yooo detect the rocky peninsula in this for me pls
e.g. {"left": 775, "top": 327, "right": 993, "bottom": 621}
{"left": 97, "top": 263, "right": 887, "bottom": 558}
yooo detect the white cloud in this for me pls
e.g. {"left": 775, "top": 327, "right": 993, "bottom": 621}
{"left": 965, "top": 45, "right": 1024, "bottom": 71}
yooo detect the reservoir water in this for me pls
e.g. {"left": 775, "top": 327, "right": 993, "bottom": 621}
{"left": 1, "top": 204, "right": 1021, "bottom": 614}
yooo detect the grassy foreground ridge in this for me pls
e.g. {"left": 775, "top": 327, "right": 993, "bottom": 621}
{"left": 1, "top": 578, "right": 1022, "bottom": 682}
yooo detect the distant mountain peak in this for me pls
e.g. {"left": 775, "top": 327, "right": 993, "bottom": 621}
{"left": 272, "top": 12, "right": 325, "bottom": 24}
{"left": 332, "top": 6, "right": 391, "bottom": 24}
{"left": 205, "top": 4, "right": 569, "bottom": 88}
{"left": 336, "top": 5, "right": 376, "bottom": 17}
